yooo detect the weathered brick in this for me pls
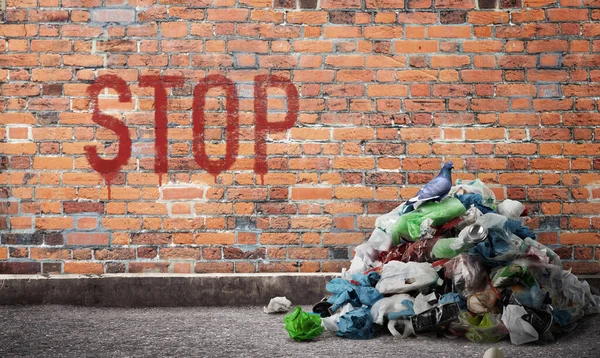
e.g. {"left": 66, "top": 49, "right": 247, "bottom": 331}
{"left": 92, "top": 9, "right": 135, "bottom": 22}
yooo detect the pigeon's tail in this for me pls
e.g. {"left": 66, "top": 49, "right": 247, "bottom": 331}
{"left": 400, "top": 203, "right": 414, "bottom": 215}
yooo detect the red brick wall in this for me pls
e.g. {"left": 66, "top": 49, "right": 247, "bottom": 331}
{"left": 1, "top": 0, "right": 599, "bottom": 275}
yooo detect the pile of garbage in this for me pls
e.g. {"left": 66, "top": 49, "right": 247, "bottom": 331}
{"left": 281, "top": 163, "right": 600, "bottom": 345}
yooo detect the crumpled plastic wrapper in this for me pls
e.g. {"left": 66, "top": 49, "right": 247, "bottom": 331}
{"left": 263, "top": 296, "right": 292, "bottom": 314}
{"left": 501, "top": 305, "right": 538, "bottom": 345}
{"left": 284, "top": 306, "right": 323, "bottom": 342}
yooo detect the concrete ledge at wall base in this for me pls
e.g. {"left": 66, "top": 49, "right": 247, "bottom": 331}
{"left": 0, "top": 273, "right": 338, "bottom": 307}
{"left": 0, "top": 273, "right": 598, "bottom": 307}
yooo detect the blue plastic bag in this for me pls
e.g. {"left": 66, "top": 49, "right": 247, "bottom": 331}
{"left": 336, "top": 307, "right": 375, "bottom": 339}
{"left": 326, "top": 278, "right": 383, "bottom": 312}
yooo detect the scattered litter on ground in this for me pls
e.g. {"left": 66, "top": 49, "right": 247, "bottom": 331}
{"left": 264, "top": 296, "right": 292, "bottom": 314}
{"left": 280, "top": 162, "right": 600, "bottom": 348}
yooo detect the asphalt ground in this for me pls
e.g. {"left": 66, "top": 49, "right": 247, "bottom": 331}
{"left": 0, "top": 305, "right": 598, "bottom": 358}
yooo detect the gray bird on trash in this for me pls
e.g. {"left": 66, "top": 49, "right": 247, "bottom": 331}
{"left": 401, "top": 161, "right": 454, "bottom": 214}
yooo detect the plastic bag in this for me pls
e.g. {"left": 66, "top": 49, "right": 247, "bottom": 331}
{"left": 520, "top": 238, "right": 561, "bottom": 267}
{"left": 497, "top": 199, "right": 525, "bottom": 219}
{"left": 511, "top": 284, "right": 547, "bottom": 309}
{"left": 373, "top": 205, "right": 404, "bottom": 247}
{"left": 378, "top": 243, "right": 408, "bottom": 264}
{"left": 467, "top": 285, "right": 501, "bottom": 314}
{"left": 353, "top": 242, "right": 379, "bottom": 267}
{"left": 376, "top": 261, "right": 439, "bottom": 295}
{"left": 401, "top": 237, "right": 440, "bottom": 262}
{"left": 501, "top": 305, "right": 539, "bottom": 345}
{"left": 387, "top": 300, "right": 416, "bottom": 320}
{"left": 420, "top": 218, "right": 436, "bottom": 239}
{"left": 457, "top": 206, "right": 483, "bottom": 231}
{"left": 439, "top": 292, "right": 467, "bottom": 309}
{"left": 322, "top": 303, "right": 353, "bottom": 332}
{"left": 284, "top": 307, "right": 324, "bottom": 341}
{"left": 504, "top": 218, "right": 536, "bottom": 240}
{"left": 470, "top": 214, "right": 525, "bottom": 266}
{"left": 264, "top": 296, "right": 292, "bottom": 314}
{"left": 326, "top": 278, "right": 383, "bottom": 312}
{"left": 391, "top": 197, "right": 467, "bottom": 243}
{"left": 350, "top": 271, "right": 381, "bottom": 287}
{"left": 370, "top": 294, "right": 414, "bottom": 325}
{"left": 559, "top": 270, "right": 600, "bottom": 316}
{"left": 413, "top": 292, "right": 437, "bottom": 315}
{"left": 344, "top": 207, "right": 402, "bottom": 275}
{"left": 388, "top": 318, "right": 415, "bottom": 339}
{"left": 336, "top": 306, "right": 375, "bottom": 339}
{"left": 444, "top": 253, "right": 488, "bottom": 296}
{"left": 456, "top": 193, "right": 495, "bottom": 214}
{"left": 451, "top": 312, "right": 508, "bottom": 343}
{"left": 451, "top": 178, "right": 496, "bottom": 209}
{"left": 491, "top": 265, "right": 537, "bottom": 288}
{"left": 343, "top": 256, "right": 370, "bottom": 277}
{"left": 432, "top": 237, "right": 463, "bottom": 259}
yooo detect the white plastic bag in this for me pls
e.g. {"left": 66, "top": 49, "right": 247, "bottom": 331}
{"left": 388, "top": 318, "right": 415, "bottom": 339}
{"left": 321, "top": 303, "right": 353, "bottom": 331}
{"left": 497, "top": 199, "right": 525, "bottom": 220}
{"left": 263, "top": 296, "right": 292, "bottom": 314}
{"left": 370, "top": 294, "right": 413, "bottom": 325}
{"left": 413, "top": 292, "right": 436, "bottom": 315}
{"left": 343, "top": 256, "right": 370, "bottom": 277}
{"left": 560, "top": 270, "right": 600, "bottom": 316}
{"left": 449, "top": 178, "right": 496, "bottom": 209}
{"left": 501, "top": 305, "right": 538, "bottom": 345}
{"left": 375, "top": 261, "right": 439, "bottom": 295}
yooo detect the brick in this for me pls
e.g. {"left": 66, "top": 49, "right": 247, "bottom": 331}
{"left": 291, "top": 187, "right": 332, "bottom": 200}
{"left": 364, "top": 26, "right": 404, "bottom": 39}
{"left": 394, "top": 40, "right": 438, "bottom": 53}
{"left": 561, "top": 232, "right": 600, "bottom": 245}
{"left": 527, "top": 40, "right": 568, "bottom": 53}
{"left": 67, "top": 233, "right": 109, "bottom": 246}
{"left": 366, "top": 0, "right": 405, "bottom": 7}
{"left": 64, "top": 262, "right": 103, "bottom": 274}
{"left": 207, "top": 9, "right": 248, "bottom": 21}
{"left": 130, "top": 262, "right": 170, "bottom": 273}
{"left": 92, "top": 9, "right": 135, "bottom": 22}
{"left": 0, "top": 262, "right": 41, "bottom": 274}
{"left": 195, "top": 262, "right": 233, "bottom": 273}
{"left": 194, "top": 233, "right": 235, "bottom": 245}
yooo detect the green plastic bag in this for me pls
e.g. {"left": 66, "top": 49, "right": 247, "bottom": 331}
{"left": 450, "top": 312, "right": 508, "bottom": 343}
{"left": 391, "top": 197, "right": 467, "bottom": 244}
{"left": 284, "top": 306, "right": 324, "bottom": 342}
{"left": 432, "top": 238, "right": 462, "bottom": 259}
{"left": 491, "top": 264, "right": 537, "bottom": 288}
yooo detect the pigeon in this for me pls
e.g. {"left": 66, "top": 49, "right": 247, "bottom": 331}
{"left": 401, "top": 161, "right": 454, "bottom": 214}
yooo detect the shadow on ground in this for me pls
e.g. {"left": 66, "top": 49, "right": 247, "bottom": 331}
{"left": 0, "top": 305, "right": 598, "bottom": 357}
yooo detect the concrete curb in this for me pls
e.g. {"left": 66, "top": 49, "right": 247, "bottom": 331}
{"left": 0, "top": 273, "right": 598, "bottom": 307}
{"left": 0, "top": 273, "right": 338, "bottom": 307}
